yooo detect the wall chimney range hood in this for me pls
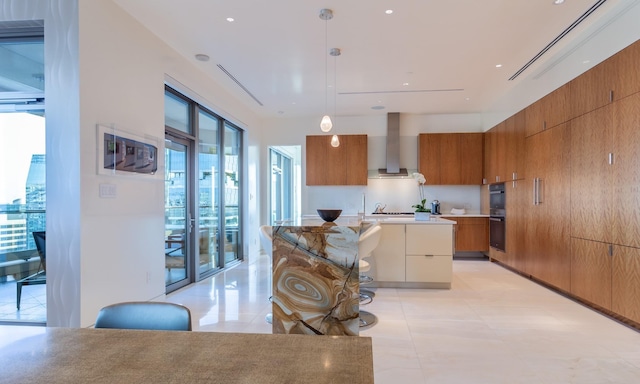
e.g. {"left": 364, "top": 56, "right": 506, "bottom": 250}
{"left": 374, "top": 112, "right": 410, "bottom": 178}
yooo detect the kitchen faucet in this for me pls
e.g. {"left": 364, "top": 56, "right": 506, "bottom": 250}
{"left": 373, "top": 203, "right": 386, "bottom": 214}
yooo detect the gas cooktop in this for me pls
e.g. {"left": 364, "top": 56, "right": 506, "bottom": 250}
{"left": 371, "top": 212, "right": 414, "bottom": 215}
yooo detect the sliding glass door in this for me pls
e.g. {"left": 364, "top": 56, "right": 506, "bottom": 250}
{"left": 164, "top": 136, "right": 193, "bottom": 291}
{"left": 164, "top": 86, "right": 243, "bottom": 290}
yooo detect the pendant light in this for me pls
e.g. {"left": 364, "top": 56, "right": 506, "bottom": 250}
{"left": 330, "top": 47, "right": 341, "bottom": 148}
{"left": 319, "top": 9, "right": 333, "bottom": 133}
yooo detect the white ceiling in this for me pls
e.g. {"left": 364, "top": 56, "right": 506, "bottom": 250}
{"left": 112, "top": 0, "right": 625, "bottom": 119}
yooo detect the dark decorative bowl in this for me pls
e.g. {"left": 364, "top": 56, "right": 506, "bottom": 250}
{"left": 317, "top": 209, "right": 342, "bottom": 222}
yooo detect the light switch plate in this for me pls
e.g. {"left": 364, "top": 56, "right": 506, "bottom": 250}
{"left": 99, "top": 183, "right": 117, "bottom": 198}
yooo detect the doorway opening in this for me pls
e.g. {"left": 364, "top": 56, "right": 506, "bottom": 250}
{"left": 269, "top": 146, "right": 301, "bottom": 225}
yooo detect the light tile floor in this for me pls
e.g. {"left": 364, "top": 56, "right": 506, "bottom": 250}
{"left": 167, "top": 254, "right": 640, "bottom": 383}
{"left": 3, "top": 253, "right": 640, "bottom": 383}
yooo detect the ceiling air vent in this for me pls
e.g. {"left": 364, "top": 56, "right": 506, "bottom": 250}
{"left": 217, "top": 64, "right": 264, "bottom": 106}
{"left": 509, "top": 0, "right": 608, "bottom": 81}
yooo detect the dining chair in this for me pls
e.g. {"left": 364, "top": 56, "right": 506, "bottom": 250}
{"left": 16, "top": 231, "right": 47, "bottom": 310}
{"left": 358, "top": 225, "right": 382, "bottom": 327}
{"left": 94, "top": 301, "right": 192, "bottom": 331}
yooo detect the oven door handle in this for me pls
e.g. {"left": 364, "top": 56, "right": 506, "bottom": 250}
{"left": 489, "top": 217, "right": 504, "bottom": 222}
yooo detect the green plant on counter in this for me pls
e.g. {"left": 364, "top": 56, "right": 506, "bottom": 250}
{"left": 412, "top": 172, "right": 431, "bottom": 212}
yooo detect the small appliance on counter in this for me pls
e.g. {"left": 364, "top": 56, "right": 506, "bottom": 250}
{"left": 431, "top": 200, "right": 441, "bottom": 215}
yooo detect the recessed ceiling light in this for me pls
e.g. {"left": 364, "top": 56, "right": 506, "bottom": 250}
{"left": 495, "top": 64, "right": 503, "bottom": 68}
{"left": 226, "top": 17, "right": 235, "bottom": 22}
{"left": 553, "top": 0, "right": 565, "bottom": 5}
{"left": 385, "top": 10, "right": 393, "bottom": 15}
{"left": 371, "top": 105, "right": 385, "bottom": 110}
{"left": 582, "top": 60, "right": 591, "bottom": 64}
{"left": 195, "top": 54, "right": 210, "bottom": 62}
{"left": 403, "top": 82, "right": 409, "bottom": 86}
{"left": 465, "top": 97, "right": 470, "bottom": 101}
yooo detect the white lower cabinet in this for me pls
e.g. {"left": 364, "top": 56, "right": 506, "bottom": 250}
{"left": 371, "top": 223, "right": 454, "bottom": 288}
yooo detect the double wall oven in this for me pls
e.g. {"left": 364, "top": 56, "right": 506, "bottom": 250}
{"left": 489, "top": 183, "right": 506, "bottom": 252}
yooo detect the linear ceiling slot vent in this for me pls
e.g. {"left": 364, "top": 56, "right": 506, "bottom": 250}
{"left": 216, "top": 64, "right": 264, "bottom": 106}
{"left": 509, "top": 0, "right": 608, "bottom": 81}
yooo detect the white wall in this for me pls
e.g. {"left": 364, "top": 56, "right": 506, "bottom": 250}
{"left": 1, "top": 0, "right": 264, "bottom": 327}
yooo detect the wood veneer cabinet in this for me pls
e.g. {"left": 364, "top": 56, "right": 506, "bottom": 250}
{"left": 524, "top": 83, "right": 570, "bottom": 138}
{"left": 571, "top": 93, "right": 640, "bottom": 249}
{"left": 612, "top": 245, "right": 640, "bottom": 324}
{"left": 570, "top": 238, "right": 612, "bottom": 310}
{"left": 306, "top": 134, "right": 367, "bottom": 186}
{"left": 483, "top": 111, "right": 525, "bottom": 184}
{"left": 570, "top": 104, "right": 614, "bottom": 243}
{"left": 581, "top": 40, "right": 640, "bottom": 116}
{"left": 419, "top": 133, "right": 483, "bottom": 185}
{"left": 453, "top": 217, "right": 488, "bottom": 252}
{"left": 570, "top": 39, "right": 640, "bottom": 119}
{"left": 523, "top": 123, "right": 571, "bottom": 292}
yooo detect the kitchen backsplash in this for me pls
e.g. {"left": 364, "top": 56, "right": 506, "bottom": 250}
{"left": 305, "top": 178, "right": 482, "bottom": 215}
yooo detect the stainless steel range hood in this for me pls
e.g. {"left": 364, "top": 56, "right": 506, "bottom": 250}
{"left": 374, "top": 112, "right": 410, "bottom": 177}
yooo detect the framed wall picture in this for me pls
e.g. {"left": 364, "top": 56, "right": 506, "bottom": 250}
{"left": 97, "top": 124, "right": 159, "bottom": 176}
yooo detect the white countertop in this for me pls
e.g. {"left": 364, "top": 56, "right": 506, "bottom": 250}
{"left": 365, "top": 216, "right": 456, "bottom": 225}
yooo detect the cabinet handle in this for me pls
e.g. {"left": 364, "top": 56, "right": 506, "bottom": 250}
{"left": 533, "top": 178, "right": 537, "bottom": 205}
{"left": 609, "top": 90, "right": 614, "bottom": 103}
{"left": 512, "top": 180, "right": 516, "bottom": 189}
{"left": 496, "top": 176, "right": 500, "bottom": 182}
{"left": 543, "top": 121, "right": 547, "bottom": 130}
{"left": 423, "top": 254, "right": 434, "bottom": 257}
{"left": 608, "top": 153, "right": 614, "bottom": 165}
{"left": 512, "top": 172, "right": 517, "bottom": 180}
{"left": 608, "top": 244, "right": 613, "bottom": 257}
{"left": 482, "top": 178, "right": 487, "bottom": 185}
{"left": 537, "top": 178, "right": 543, "bottom": 204}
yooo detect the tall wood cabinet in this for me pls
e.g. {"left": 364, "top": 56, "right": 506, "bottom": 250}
{"left": 523, "top": 123, "right": 571, "bottom": 292}
{"left": 418, "top": 133, "right": 483, "bottom": 185}
{"left": 484, "top": 39, "right": 640, "bottom": 327}
{"left": 306, "top": 134, "right": 367, "bottom": 185}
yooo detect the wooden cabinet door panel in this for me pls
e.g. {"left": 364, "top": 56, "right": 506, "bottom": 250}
{"left": 611, "top": 40, "right": 640, "bottom": 102}
{"left": 539, "top": 124, "right": 572, "bottom": 291}
{"left": 306, "top": 135, "right": 366, "bottom": 185}
{"left": 372, "top": 224, "right": 406, "bottom": 282}
{"left": 439, "top": 134, "right": 460, "bottom": 185}
{"left": 612, "top": 245, "right": 640, "bottom": 324}
{"left": 345, "top": 134, "right": 368, "bottom": 185}
{"left": 459, "top": 133, "right": 484, "bottom": 185}
{"left": 546, "top": 83, "right": 571, "bottom": 129}
{"left": 525, "top": 100, "right": 544, "bottom": 137}
{"left": 513, "top": 110, "right": 527, "bottom": 180}
{"left": 494, "top": 123, "right": 507, "bottom": 182}
{"left": 570, "top": 106, "right": 614, "bottom": 243}
{"left": 483, "top": 130, "right": 493, "bottom": 184}
{"left": 419, "top": 134, "right": 441, "bottom": 184}
{"left": 570, "top": 60, "right": 613, "bottom": 119}
{"left": 455, "top": 217, "right": 488, "bottom": 252}
{"left": 613, "top": 93, "right": 640, "bottom": 248}
{"left": 524, "top": 125, "right": 571, "bottom": 291}
{"left": 306, "top": 136, "right": 329, "bottom": 185}
{"left": 571, "top": 237, "right": 612, "bottom": 310}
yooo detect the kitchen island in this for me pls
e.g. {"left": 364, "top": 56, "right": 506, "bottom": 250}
{"left": 364, "top": 216, "right": 456, "bottom": 289}
{"left": 272, "top": 217, "right": 375, "bottom": 336}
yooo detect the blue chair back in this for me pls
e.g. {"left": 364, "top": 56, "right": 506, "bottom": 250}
{"left": 95, "top": 301, "right": 192, "bottom": 331}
